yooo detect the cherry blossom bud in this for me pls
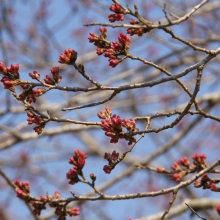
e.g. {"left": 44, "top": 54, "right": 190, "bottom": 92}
{"left": 0, "top": 62, "right": 8, "bottom": 75}
{"left": 170, "top": 173, "right": 182, "bottom": 182}
{"left": 109, "top": 3, "right": 124, "bottom": 14}
{"left": 33, "top": 125, "right": 45, "bottom": 135}
{"left": 29, "top": 71, "right": 40, "bottom": 79}
{"left": 97, "top": 110, "right": 106, "bottom": 119}
{"left": 44, "top": 75, "right": 55, "bottom": 85}
{"left": 53, "top": 190, "right": 60, "bottom": 199}
{"left": 51, "top": 67, "right": 62, "bottom": 83}
{"left": 8, "top": 64, "right": 19, "bottom": 78}
{"left": 127, "top": 28, "right": 136, "bottom": 36}
{"left": 14, "top": 179, "right": 21, "bottom": 187}
{"left": 171, "top": 162, "right": 180, "bottom": 171}
{"left": 109, "top": 59, "right": 119, "bottom": 68}
{"left": 130, "top": 19, "right": 139, "bottom": 25}
{"left": 103, "top": 165, "right": 112, "bottom": 174}
{"left": 177, "top": 156, "right": 190, "bottom": 168}
{"left": 105, "top": 107, "right": 112, "bottom": 116}
{"left": 26, "top": 92, "right": 36, "bottom": 103}
{"left": 40, "top": 195, "right": 47, "bottom": 202}
{"left": 88, "top": 32, "right": 100, "bottom": 42}
{"left": 210, "top": 183, "right": 220, "bottom": 192}
{"left": 108, "top": 14, "right": 124, "bottom": 22}
{"left": 20, "top": 83, "right": 29, "bottom": 90}
{"left": 192, "top": 153, "right": 207, "bottom": 165}
{"left": 59, "top": 49, "right": 77, "bottom": 64}
{"left": 68, "top": 207, "right": 80, "bottom": 217}
{"left": 1, "top": 77, "right": 17, "bottom": 91}
{"left": 118, "top": 33, "right": 130, "bottom": 49}
{"left": 16, "top": 188, "right": 28, "bottom": 199}
{"left": 100, "top": 27, "right": 107, "bottom": 38}
{"left": 96, "top": 48, "right": 106, "bottom": 56}
{"left": 32, "top": 88, "right": 46, "bottom": 97}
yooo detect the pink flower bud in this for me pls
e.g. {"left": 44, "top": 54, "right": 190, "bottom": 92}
{"left": 88, "top": 32, "right": 100, "bottom": 42}
{"left": 26, "top": 92, "right": 36, "bottom": 103}
{"left": 127, "top": 28, "right": 136, "bottom": 36}
{"left": 130, "top": 19, "right": 139, "bottom": 25}
{"left": 1, "top": 77, "right": 17, "bottom": 91}
{"left": 0, "top": 62, "right": 8, "bottom": 75}
{"left": 105, "top": 107, "right": 112, "bottom": 116}
{"left": 192, "top": 153, "right": 207, "bottom": 165}
{"left": 29, "top": 71, "right": 40, "bottom": 79}
{"left": 8, "top": 64, "right": 19, "bottom": 78}
{"left": 20, "top": 83, "right": 29, "bottom": 90}
{"left": 40, "top": 195, "right": 47, "bottom": 202}
{"left": 16, "top": 188, "right": 27, "bottom": 199}
{"left": 170, "top": 173, "right": 182, "bottom": 182}
{"left": 109, "top": 3, "right": 124, "bottom": 14}
{"left": 53, "top": 190, "right": 60, "bottom": 199}
{"left": 32, "top": 88, "right": 46, "bottom": 97}
{"left": 27, "top": 111, "right": 35, "bottom": 117}
{"left": 58, "top": 49, "right": 77, "bottom": 64}
{"left": 177, "top": 156, "right": 190, "bottom": 167}
{"left": 97, "top": 110, "right": 106, "bottom": 119}
{"left": 14, "top": 179, "right": 21, "bottom": 187}
{"left": 44, "top": 75, "right": 55, "bottom": 85}
{"left": 100, "top": 27, "right": 107, "bottom": 38}
{"left": 68, "top": 207, "right": 80, "bottom": 217}
{"left": 108, "top": 14, "right": 124, "bottom": 22}
{"left": 171, "top": 162, "right": 180, "bottom": 171}
{"left": 216, "top": 204, "right": 220, "bottom": 215}
{"left": 33, "top": 125, "right": 45, "bottom": 135}
{"left": 109, "top": 59, "right": 119, "bottom": 68}
{"left": 103, "top": 165, "right": 112, "bottom": 174}
{"left": 210, "top": 182, "right": 219, "bottom": 192}
{"left": 51, "top": 67, "right": 62, "bottom": 83}
{"left": 96, "top": 48, "right": 106, "bottom": 55}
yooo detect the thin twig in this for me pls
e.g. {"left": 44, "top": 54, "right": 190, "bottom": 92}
{"left": 185, "top": 203, "right": 207, "bottom": 220}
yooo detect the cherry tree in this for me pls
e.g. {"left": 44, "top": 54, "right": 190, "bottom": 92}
{"left": 0, "top": 0, "right": 220, "bottom": 219}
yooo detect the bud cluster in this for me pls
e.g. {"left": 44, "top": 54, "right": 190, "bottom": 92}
{"left": 66, "top": 150, "right": 88, "bottom": 185}
{"left": 127, "top": 19, "right": 150, "bottom": 36}
{"left": 58, "top": 49, "right": 77, "bottom": 65}
{"left": 14, "top": 180, "right": 80, "bottom": 218}
{"left": 169, "top": 156, "right": 190, "bottom": 182}
{"left": 194, "top": 173, "right": 220, "bottom": 192}
{"left": 27, "top": 111, "right": 46, "bottom": 134}
{"left": 0, "top": 62, "right": 20, "bottom": 91}
{"left": 30, "top": 199, "right": 47, "bottom": 216}
{"left": 97, "top": 107, "right": 139, "bottom": 145}
{"left": 192, "top": 153, "right": 207, "bottom": 168}
{"left": 89, "top": 28, "right": 130, "bottom": 68}
{"left": 14, "top": 179, "right": 30, "bottom": 201}
{"left": 108, "top": 3, "right": 125, "bottom": 22}
{"left": 103, "top": 150, "right": 119, "bottom": 174}
{"left": 19, "top": 87, "right": 46, "bottom": 103}
{"left": 157, "top": 154, "right": 209, "bottom": 183}
{"left": 20, "top": 67, "right": 62, "bottom": 103}
{"left": 49, "top": 191, "right": 80, "bottom": 219}
{"left": 108, "top": 4, "right": 150, "bottom": 36}
{"left": 43, "top": 67, "right": 62, "bottom": 85}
